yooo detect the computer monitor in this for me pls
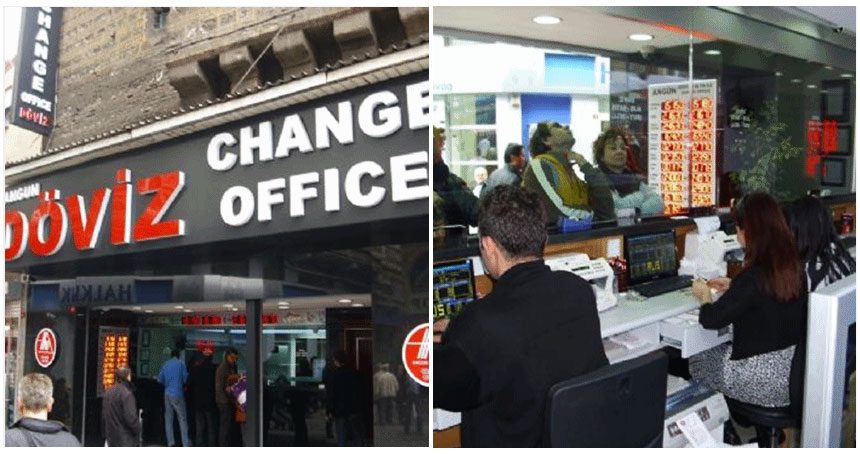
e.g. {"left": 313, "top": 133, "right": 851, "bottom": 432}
{"left": 625, "top": 230, "right": 679, "bottom": 286}
{"left": 433, "top": 258, "right": 476, "bottom": 320}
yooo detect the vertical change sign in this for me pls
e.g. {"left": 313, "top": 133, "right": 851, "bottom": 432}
{"left": 402, "top": 323, "right": 430, "bottom": 387}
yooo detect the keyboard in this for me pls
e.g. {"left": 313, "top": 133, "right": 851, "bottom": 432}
{"left": 632, "top": 275, "right": 693, "bottom": 298}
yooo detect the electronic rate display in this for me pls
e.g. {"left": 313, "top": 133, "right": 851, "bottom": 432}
{"left": 647, "top": 80, "right": 717, "bottom": 214}
{"left": 433, "top": 259, "right": 476, "bottom": 320}
{"left": 98, "top": 327, "right": 130, "bottom": 397}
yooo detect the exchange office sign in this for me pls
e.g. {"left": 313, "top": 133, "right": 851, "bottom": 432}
{"left": 6, "top": 72, "right": 429, "bottom": 267}
{"left": 10, "top": 7, "right": 63, "bottom": 136}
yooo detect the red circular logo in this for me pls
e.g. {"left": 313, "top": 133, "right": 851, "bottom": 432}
{"left": 401, "top": 323, "right": 430, "bottom": 387}
{"left": 34, "top": 328, "right": 57, "bottom": 368}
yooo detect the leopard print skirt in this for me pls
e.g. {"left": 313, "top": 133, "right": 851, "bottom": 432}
{"left": 689, "top": 343, "right": 795, "bottom": 407}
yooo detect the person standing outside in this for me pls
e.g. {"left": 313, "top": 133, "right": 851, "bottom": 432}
{"left": 372, "top": 363, "right": 399, "bottom": 425}
{"left": 6, "top": 373, "right": 81, "bottom": 447}
{"left": 158, "top": 349, "right": 190, "bottom": 447}
{"left": 215, "top": 347, "right": 239, "bottom": 447}
{"left": 102, "top": 367, "right": 141, "bottom": 447}
{"left": 188, "top": 347, "right": 218, "bottom": 446}
{"left": 328, "top": 350, "right": 366, "bottom": 446}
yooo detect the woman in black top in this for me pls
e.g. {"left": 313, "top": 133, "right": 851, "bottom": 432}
{"left": 689, "top": 193, "right": 806, "bottom": 407}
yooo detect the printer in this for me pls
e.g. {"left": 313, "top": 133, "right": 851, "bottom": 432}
{"left": 545, "top": 253, "right": 617, "bottom": 312}
{"left": 679, "top": 216, "right": 742, "bottom": 279}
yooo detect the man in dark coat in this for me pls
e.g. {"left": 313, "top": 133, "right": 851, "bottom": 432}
{"left": 102, "top": 367, "right": 141, "bottom": 447}
{"left": 188, "top": 348, "right": 218, "bottom": 446}
{"left": 6, "top": 373, "right": 81, "bottom": 447}
{"left": 215, "top": 347, "right": 239, "bottom": 447}
{"left": 327, "top": 350, "right": 366, "bottom": 447}
{"left": 434, "top": 186, "right": 609, "bottom": 447}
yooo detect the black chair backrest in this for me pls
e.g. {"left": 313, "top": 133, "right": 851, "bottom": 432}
{"left": 544, "top": 350, "right": 669, "bottom": 447}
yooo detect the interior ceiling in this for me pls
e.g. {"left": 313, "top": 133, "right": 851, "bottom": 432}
{"left": 98, "top": 293, "right": 372, "bottom": 315}
{"left": 434, "top": 6, "right": 707, "bottom": 54}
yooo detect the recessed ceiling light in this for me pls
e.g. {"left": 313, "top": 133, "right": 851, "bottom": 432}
{"left": 820, "top": 89, "right": 829, "bottom": 94}
{"left": 132, "top": 306, "right": 141, "bottom": 311}
{"left": 338, "top": 298, "right": 352, "bottom": 304}
{"left": 145, "top": 310, "right": 154, "bottom": 313}
{"left": 824, "top": 65, "right": 834, "bottom": 70}
{"left": 232, "top": 308, "right": 239, "bottom": 312}
{"left": 223, "top": 304, "right": 233, "bottom": 308}
{"left": 703, "top": 49, "right": 721, "bottom": 56}
{"left": 774, "top": 71, "right": 783, "bottom": 77}
{"left": 841, "top": 73, "right": 853, "bottom": 78}
{"left": 278, "top": 300, "right": 289, "bottom": 305}
{"left": 628, "top": 33, "right": 653, "bottom": 42}
{"left": 791, "top": 78, "right": 802, "bottom": 84}
{"left": 183, "top": 309, "right": 192, "bottom": 313}
{"left": 532, "top": 15, "right": 561, "bottom": 25}
{"left": 174, "top": 305, "right": 184, "bottom": 309}
{"left": 807, "top": 84, "right": 817, "bottom": 89}
{"left": 350, "top": 303, "right": 364, "bottom": 307}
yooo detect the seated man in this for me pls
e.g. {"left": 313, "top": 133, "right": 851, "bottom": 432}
{"left": 433, "top": 185, "right": 609, "bottom": 447}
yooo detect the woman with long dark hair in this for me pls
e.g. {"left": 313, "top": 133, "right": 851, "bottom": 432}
{"left": 784, "top": 195, "right": 855, "bottom": 291}
{"left": 688, "top": 192, "right": 806, "bottom": 407}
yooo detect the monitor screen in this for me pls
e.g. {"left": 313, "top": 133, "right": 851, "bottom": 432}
{"left": 625, "top": 230, "right": 678, "bottom": 285}
{"left": 433, "top": 259, "right": 476, "bottom": 320}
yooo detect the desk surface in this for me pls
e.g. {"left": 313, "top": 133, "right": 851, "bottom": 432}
{"left": 600, "top": 289, "right": 700, "bottom": 338}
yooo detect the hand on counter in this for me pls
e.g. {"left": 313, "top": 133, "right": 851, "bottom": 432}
{"left": 434, "top": 318, "right": 450, "bottom": 343}
{"left": 706, "top": 277, "right": 731, "bottom": 293}
{"left": 692, "top": 278, "right": 713, "bottom": 304}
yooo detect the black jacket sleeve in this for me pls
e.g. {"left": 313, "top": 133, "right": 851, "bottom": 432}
{"left": 433, "top": 343, "right": 481, "bottom": 412}
{"left": 580, "top": 163, "right": 616, "bottom": 222}
{"left": 699, "top": 270, "right": 754, "bottom": 330}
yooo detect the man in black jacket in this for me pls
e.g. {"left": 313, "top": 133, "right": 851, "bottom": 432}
{"left": 188, "top": 348, "right": 218, "bottom": 446}
{"left": 6, "top": 373, "right": 81, "bottom": 447}
{"left": 433, "top": 185, "right": 609, "bottom": 447}
{"left": 327, "top": 350, "right": 366, "bottom": 447}
{"left": 102, "top": 367, "right": 141, "bottom": 447}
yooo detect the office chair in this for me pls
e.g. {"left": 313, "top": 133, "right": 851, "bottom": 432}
{"left": 725, "top": 341, "right": 806, "bottom": 448}
{"left": 544, "top": 351, "right": 669, "bottom": 447}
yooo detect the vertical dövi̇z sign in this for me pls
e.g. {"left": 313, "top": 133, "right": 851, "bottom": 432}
{"left": 10, "top": 7, "right": 63, "bottom": 136}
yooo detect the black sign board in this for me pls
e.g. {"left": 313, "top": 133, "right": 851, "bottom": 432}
{"left": 10, "top": 7, "right": 62, "bottom": 136}
{"left": 5, "top": 72, "right": 429, "bottom": 268}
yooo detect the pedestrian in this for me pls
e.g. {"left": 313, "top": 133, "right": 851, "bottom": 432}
{"left": 188, "top": 347, "right": 217, "bottom": 446}
{"left": 102, "top": 367, "right": 141, "bottom": 447}
{"left": 6, "top": 373, "right": 81, "bottom": 447}
{"left": 215, "top": 347, "right": 239, "bottom": 447}
{"left": 328, "top": 350, "right": 366, "bottom": 446}
{"left": 158, "top": 349, "right": 190, "bottom": 447}
{"left": 373, "top": 363, "right": 398, "bottom": 425}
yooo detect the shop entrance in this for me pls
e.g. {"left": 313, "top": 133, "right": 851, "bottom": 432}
{"left": 81, "top": 296, "right": 373, "bottom": 447}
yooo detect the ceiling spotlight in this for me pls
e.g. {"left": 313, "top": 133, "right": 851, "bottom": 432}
{"left": 824, "top": 65, "right": 834, "bottom": 70}
{"left": 232, "top": 308, "right": 239, "bottom": 312}
{"left": 628, "top": 33, "right": 654, "bottom": 42}
{"left": 183, "top": 309, "right": 192, "bottom": 313}
{"left": 791, "top": 78, "right": 802, "bottom": 84}
{"left": 532, "top": 15, "right": 561, "bottom": 25}
{"left": 807, "top": 84, "right": 817, "bottom": 89}
{"left": 841, "top": 73, "right": 853, "bottom": 78}
{"left": 132, "top": 306, "right": 142, "bottom": 311}
{"left": 174, "top": 305, "right": 184, "bottom": 309}
{"left": 145, "top": 310, "right": 154, "bottom": 313}
{"left": 350, "top": 303, "right": 365, "bottom": 307}
{"left": 223, "top": 304, "right": 234, "bottom": 308}
{"left": 703, "top": 49, "right": 721, "bottom": 56}
{"left": 338, "top": 298, "right": 352, "bottom": 304}
{"left": 774, "top": 71, "right": 783, "bottom": 77}
{"left": 278, "top": 301, "right": 289, "bottom": 305}
{"left": 820, "top": 89, "right": 829, "bottom": 94}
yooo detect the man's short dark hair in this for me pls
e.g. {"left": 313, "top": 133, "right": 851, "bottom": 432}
{"left": 171, "top": 349, "right": 180, "bottom": 359}
{"left": 503, "top": 143, "right": 524, "bottom": 163}
{"left": 478, "top": 186, "right": 548, "bottom": 259}
{"left": 225, "top": 347, "right": 239, "bottom": 358}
